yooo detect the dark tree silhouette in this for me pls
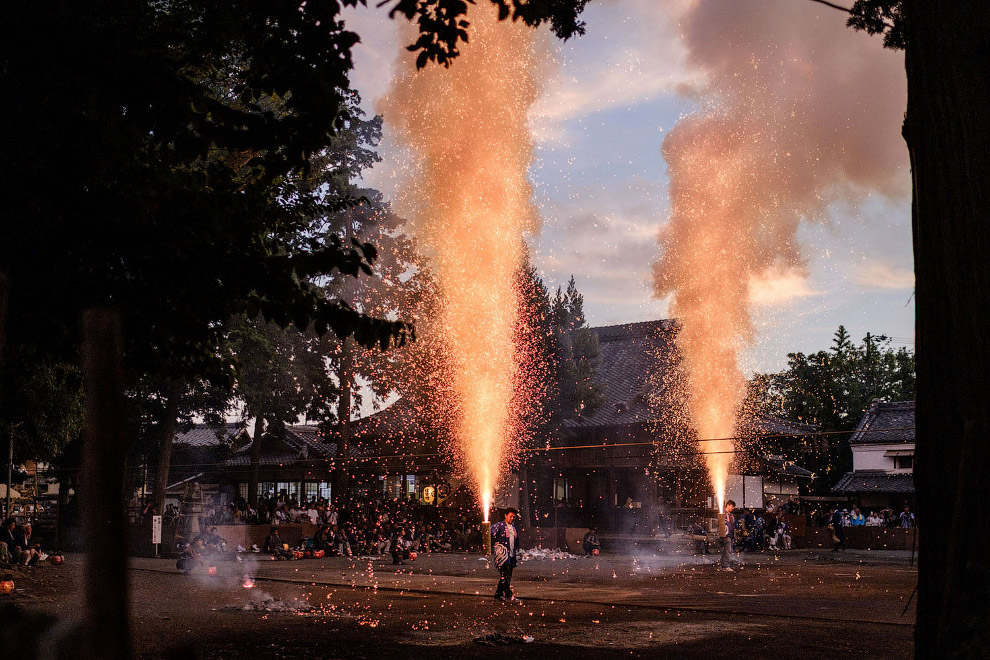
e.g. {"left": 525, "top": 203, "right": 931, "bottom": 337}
{"left": 844, "top": 1, "right": 990, "bottom": 656}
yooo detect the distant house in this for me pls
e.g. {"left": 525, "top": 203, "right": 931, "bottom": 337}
{"left": 526, "top": 320, "right": 815, "bottom": 531}
{"left": 202, "top": 319, "right": 815, "bottom": 527}
{"left": 833, "top": 400, "right": 915, "bottom": 510}
{"left": 169, "top": 422, "right": 250, "bottom": 485}
{"left": 218, "top": 423, "right": 414, "bottom": 504}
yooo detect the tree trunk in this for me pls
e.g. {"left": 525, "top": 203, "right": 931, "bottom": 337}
{"left": 334, "top": 337, "right": 354, "bottom": 502}
{"left": 0, "top": 272, "right": 8, "bottom": 518}
{"left": 80, "top": 308, "right": 129, "bottom": 660}
{"left": 247, "top": 416, "right": 264, "bottom": 508}
{"left": 152, "top": 380, "right": 182, "bottom": 514}
{"left": 904, "top": 3, "right": 990, "bottom": 657}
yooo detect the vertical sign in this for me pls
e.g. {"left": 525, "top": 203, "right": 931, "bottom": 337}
{"left": 152, "top": 515, "right": 162, "bottom": 544}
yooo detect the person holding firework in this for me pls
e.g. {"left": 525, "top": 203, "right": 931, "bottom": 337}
{"left": 491, "top": 507, "right": 520, "bottom": 602}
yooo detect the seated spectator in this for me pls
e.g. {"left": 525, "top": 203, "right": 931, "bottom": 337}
{"left": 0, "top": 517, "right": 17, "bottom": 564}
{"left": 333, "top": 525, "right": 352, "bottom": 557}
{"left": 768, "top": 520, "right": 791, "bottom": 550}
{"left": 686, "top": 520, "right": 708, "bottom": 555}
{"left": 176, "top": 537, "right": 206, "bottom": 574}
{"left": 10, "top": 523, "right": 42, "bottom": 566}
{"left": 582, "top": 528, "right": 601, "bottom": 557}
{"left": 313, "top": 524, "right": 332, "bottom": 553}
{"left": 263, "top": 527, "right": 292, "bottom": 560}
{"left": 200, "top": 526, "right": 227, "bottom": 553}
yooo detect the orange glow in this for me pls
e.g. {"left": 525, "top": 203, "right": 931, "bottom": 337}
{"left": 654, "top": 0, "right": 907, "bottom": 510}
{"left": 381, "top": 5, "right": 546, "bottom": 513}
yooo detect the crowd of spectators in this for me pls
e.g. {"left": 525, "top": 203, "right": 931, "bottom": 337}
{"left": 0, "top": 517, "right": 42, "bottom": 566}
{"left": 200, "top": 492, "right": 487, "bottom": 558}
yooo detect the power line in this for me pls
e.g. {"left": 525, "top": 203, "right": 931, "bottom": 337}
{"left": 27, "top": 426, "right": 913, "bottom": 476}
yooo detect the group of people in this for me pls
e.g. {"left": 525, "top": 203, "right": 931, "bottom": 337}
{"left": 0, "top": 518, "right": 42, "bottom": 566}
{"left": 829, "top": 504, "right": 915, "bottom": 550}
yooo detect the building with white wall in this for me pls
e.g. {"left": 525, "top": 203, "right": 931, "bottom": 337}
{"left": 833, "top": 400, "right": 915, "bottom": 510}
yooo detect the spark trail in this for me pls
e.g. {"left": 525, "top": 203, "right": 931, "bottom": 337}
{"left": 380, "top": 4, "right": 547, "bottom": 517}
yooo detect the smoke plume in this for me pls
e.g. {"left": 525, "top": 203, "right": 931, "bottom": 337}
{"left": 378, "top": 4, "right": 548, "bottom": 512}
{"left": 653, "top": 0, "right": 907, "bottom": 507}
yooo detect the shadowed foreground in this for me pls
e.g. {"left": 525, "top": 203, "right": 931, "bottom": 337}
{"left": 6, "top": 551, "right": 915, "bottom": 659}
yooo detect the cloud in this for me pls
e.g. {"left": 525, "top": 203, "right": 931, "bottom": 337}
{"left": 853, "top": 261, "right": 915, "bottom": 290}
{"left": 529, "top": 0, "right": 699, "bottom": 141}
{"left": 748, "top": 267, "right": 823, "bottom": 306}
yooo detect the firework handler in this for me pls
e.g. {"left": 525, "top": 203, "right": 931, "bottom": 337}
{"left": 718, "top": 500, "right": 738, "bottom": 571}
{"left": 491, "top": 507, "right": 520, "bottom": 602}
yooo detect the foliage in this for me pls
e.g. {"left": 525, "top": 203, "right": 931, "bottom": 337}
{"left": 0, "top": 352, "right": 83, "bottom": 464}
{"left": 748, "top": 326, "right": 915, "bottom": 489}
{"left": 551, "top": 276, "right": 606, "bottom": 420}
{"left": 0, "top": 0, "right": 412, "bottom": 396}
{"left": 754, "top": 326, "right": 915, "bottom": 432}
{"left": 313, "top": 190, "right": 443, "bottom": 431}
{"left": 847, "top": 0, "right": 905, "bottom": 50}
{"left": 384, "top": 0, "right": 589, "bottom": 68}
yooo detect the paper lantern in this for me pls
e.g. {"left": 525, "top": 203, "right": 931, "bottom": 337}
{"left": 0, "top": 580, "right": 14, "bottom": 594}
{"left": 312, "top": 550, "right": 325, "bottom": 558}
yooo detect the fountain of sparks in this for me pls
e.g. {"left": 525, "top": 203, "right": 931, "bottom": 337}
{"left": 380, "top": 4, "right": 547, "bottom": 517}
{"left": 652, "top": 0, "right": 908, "bottom": 513}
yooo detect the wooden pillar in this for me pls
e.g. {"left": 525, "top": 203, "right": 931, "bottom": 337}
{"left": 81, "top": 309, "right": 129, "bottom": 660}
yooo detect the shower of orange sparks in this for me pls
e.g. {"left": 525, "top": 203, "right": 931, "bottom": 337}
{"left": 380, "top": 4, "right": 547, "bottom": 515}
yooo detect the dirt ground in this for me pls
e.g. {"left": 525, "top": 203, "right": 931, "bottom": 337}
{"left": 2, "top": 549, "right": 916, "bottom": 659}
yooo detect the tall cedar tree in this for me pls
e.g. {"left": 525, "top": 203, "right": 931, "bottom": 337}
{"left": 840, "top": 4, "right": 989, "bottom": 654}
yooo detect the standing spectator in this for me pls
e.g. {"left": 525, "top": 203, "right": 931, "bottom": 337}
{"left": 389, "top": 526, "right": 405, "bottom": 565}
{"left": 830, "top": 508, "right": 846, "bottom": 551}
{"left": 849, "top": 506, "right": 865, "bottom": 526}
{"left": 899, "top": 505, "right": 916, "bottom": 528}
{"left": 866, "top": 510, "right": 881, "bottom": 526}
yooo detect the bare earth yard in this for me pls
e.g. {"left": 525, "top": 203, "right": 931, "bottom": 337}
{"left": 2, "top": 549, "right": 916, "bottom": 659}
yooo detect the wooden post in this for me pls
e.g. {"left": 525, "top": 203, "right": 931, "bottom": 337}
{"left": 81, "top": 308, "right": 129, "bottom": 660}
{"left": 334, "top": 337, "right": 353, "bottom": 501}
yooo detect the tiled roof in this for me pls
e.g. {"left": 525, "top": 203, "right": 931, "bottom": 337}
{"left": 563, "top": 320, "right": 677, "bottom": 430}
{"left": 833, "top": 470, "right": 915, "bottom": 494}
{"left": 174, "top": 422, "right": 247, "bottom": 447}
{"left": 744, "top": 416, "right": 818, "bottom": 437}
{"left": 765, "top": 456, "right": 815, "bottom": 478}
{"left": 221, "top": 424, "right": 366, "bottom": 468}
{"left": 346, "top": 403, "right": 437, "bottom": 442}
{"left": 849, "top": 400, "right": 915, "bottom": 445}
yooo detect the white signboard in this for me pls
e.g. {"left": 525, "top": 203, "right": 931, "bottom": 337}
{"left": 152, "top": 515, "right": 162, "bottom": 545}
